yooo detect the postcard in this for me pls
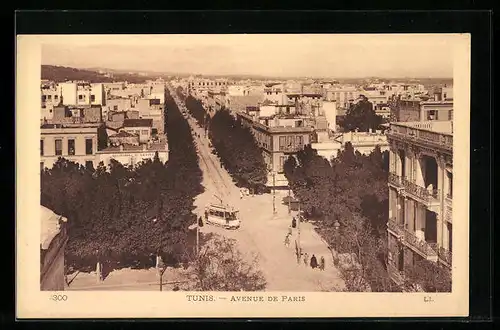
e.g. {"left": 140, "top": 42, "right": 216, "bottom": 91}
{"left": 16, "top": 33, "right": 470, "bottom": 318}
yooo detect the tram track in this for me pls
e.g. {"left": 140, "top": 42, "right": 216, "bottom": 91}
{"left": 168, "top": 88, "right": 266, "bottom": 265}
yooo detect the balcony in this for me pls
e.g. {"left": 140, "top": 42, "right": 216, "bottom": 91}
{"left": 445, "top": 196, "right": 452, "bottom": 223}
{"left": 388, "top": 172, "right": 404, "bottom": 190}
{"left": 438, "top": 247, "right": 452, "bottom": 268}
{"left": 387, "top": 122, "right": 453, "bottom": 152}
{"left": 387, "top": 217, "right": 404, "bottom": 239}
{"left": 402, "top": 178, "right": 440, "bottom": 209}
{"left": 279, "top": 144, "right": 304, "bottom": 153}
{"left": 403, "top": 229, "right": 438, "bottom": 262}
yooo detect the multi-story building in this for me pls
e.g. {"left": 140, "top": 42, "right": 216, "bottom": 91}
{"left": 40, "top": 123, "right": 103, "bottom": 170}
{"left": 119, "top": 118, "right": 153, "bottom": 144}
{"left": 134, "top": 98, "right": 165, "bottom": 134}
{"left": 386, "top": 119, "right": 453, "bottom": 287}
{"left": 187, "top": 77, "right": 228, "bottom": 94}
{"left": 312, "top": 130, "right": 389, "bottom": 161}
{"left": 96, "top": 135, "right": 169, "bottom": 167}
{"left": 40, "top": 205, "right": 68, "bottom": 291}
{"left": 237, "top": 110, "right": 313, "bottom": 187}
{"left": 325, "top": 85, "right": 359, "bottom": 110}
{"left": 58, "top": 82, "right": 106, "bottom": 107}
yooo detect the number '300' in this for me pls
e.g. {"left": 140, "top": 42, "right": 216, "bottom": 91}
{"left": 51, "top": 294, "right": 67, "bottom": 301}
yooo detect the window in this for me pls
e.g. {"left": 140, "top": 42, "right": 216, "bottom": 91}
{"left": 279, "top": 136, "right": 286, "bottom": 149}
{"left": 85, "top": 139, "right": 93, "bottom": 155}
{"left": 54, "top": 95, "right": 58, "bottom": 101}
{"left": 41, "top": 95, "right": 46, "bottom": 102}
{"left": 427, "top": 110, "right": 436, "bottom": 120}
{"left": 113, "top": 105, "right": 118, "bottom": 111}
{"left": 448, "top": 110, "right": 453, "bottom": 120}
{"left": 78, "top": 95, "right": 83, "bottom": 100}
{"left": 296, "top": 135, "right": 303, "bottom": 145}
{"left": 47, "top": 95, "right": 52, "bottom": 100}
{"left": 40, "top": 140, "right": 44, "bottom": 156}
{"left": 141, "top": 130, "right": 149, "bottom": 135}
{"left": 278, "top": 156, "right": 287, "bottom": 173}
{"left": 90, "top": 94, "right": 96, "bottom": 102}
{"left": 55, "top": 139, "right": 62, "bottom": 156}
{"left": 68, "top": 139, "right": 75, "bottom": 155}
{"left": 447, "top": 171, "right": 453, "bottom": 198}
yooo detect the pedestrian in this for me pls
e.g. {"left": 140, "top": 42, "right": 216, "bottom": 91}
{"left": 320, "top": 256, "right": 325, "bottom": 271}
{"left": 292, "top": 217, "right": 297, "bottom": 228}
{"left": 310, "top": 254, "right": 318, "bottom": 269}
{"left": 303, "top": 252, "right": 309, "bottom": 266}
{"left": 284, "top": 234, "right": 290, "bottom": 247}
{"left": 288, "top": 225, "right": 293, "bottom": 236}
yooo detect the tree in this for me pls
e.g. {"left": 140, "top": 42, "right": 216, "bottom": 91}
{"left": 404, "top": 259, "right": 452, "bottom": 292}
{"left": 187, "top": 236, "right": 266, "bottom": 291}
{"left": 44, "top": 88, "right": 205, "bottom": 276}
{"left": 341, "top": 95, "right": 383, "bottom": 132}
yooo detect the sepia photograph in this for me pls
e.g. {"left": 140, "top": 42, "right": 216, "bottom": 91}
{"left": 17, "top": 33, "right": 471, "bottom": 318}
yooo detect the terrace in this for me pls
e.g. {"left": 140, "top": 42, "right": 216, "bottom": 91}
{"left": 387, "top": 121, "right": 453, "bottom": 152}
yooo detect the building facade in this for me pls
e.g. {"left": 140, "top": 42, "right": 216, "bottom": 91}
{"left": 40, "top": 124, "right": 102, "bottom": 170}
{"left": 237, "top": 111, "right": 313, "bottom": 187}
{"left": 386, "top": 120, "right": 453, "bottom": 286}
{"left": 40, "top": 205, "right": 68, "bottom": 291}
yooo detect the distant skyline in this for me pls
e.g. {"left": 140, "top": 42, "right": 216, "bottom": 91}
{"left": 41, "top": 34, "right": 456, "bottom": 79}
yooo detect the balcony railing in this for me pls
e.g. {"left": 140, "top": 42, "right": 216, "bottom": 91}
{"left": 387, "top": 217, "right": 405, "bottom": 238}
{"left": 438, "top": 247, "right": 452, "bottom": 267}
{"left": 445, "top": 197, "right": 453, "bottom": 223}
{"left": 388, "top": 172, "right": 403, "bottom": 188}
{"left": 403, "top": 229, "right": 438, "bottom": 260}
{"left": 402, "top": 178, "right": 440, "bottom": 203}
{"left": 279, "top": 144, "right": 304, "bottom": 152}
{"left": 387, "top": 123, "right": 453, "bottom": 151}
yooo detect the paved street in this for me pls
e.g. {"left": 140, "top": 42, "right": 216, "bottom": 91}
{"left": 67, "top": 90, "right": 344, "bottom": 292}
{"left": 173, "top": 90, "right": 345, "bottom": 291}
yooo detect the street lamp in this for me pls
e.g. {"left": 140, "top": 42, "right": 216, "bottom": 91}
{"left": 333, "top": 219, "right": 340, "bottom": 250}
{"left": 153, "top": 217, "right": 167, "bottom": 292}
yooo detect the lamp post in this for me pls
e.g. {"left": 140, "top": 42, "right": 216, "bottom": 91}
{"left": 287, "top": 185, "right": 291, "bottom": 214}
{"left": 153, "top": 217, "right": 167, "bottom": 292}
{"left": 333, "top": 219, "right": 340, "bottom": 249}
{"left": 272, "top": 171, "right": 276, "bottom": 215}
{"left": 297, "top": 201, "right": 301, "bottom": 254}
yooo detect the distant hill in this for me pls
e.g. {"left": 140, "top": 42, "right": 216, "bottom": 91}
{"left": 41, "top": 65, "right": 152, "bottom": 84}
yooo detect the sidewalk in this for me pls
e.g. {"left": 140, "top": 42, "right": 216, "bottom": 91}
{"left": 66, "top": 266, "right": 191, "bottom": 291}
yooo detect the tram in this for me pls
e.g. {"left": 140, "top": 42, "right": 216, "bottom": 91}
{"left": 204, "top": 197, "right": 240, "bottom": 230}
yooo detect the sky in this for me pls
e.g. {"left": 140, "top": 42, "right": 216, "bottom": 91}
{"left": 41, "top": 34, "right": 457, "bottom": 79}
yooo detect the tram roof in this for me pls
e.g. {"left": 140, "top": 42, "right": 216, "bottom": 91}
{"left": 206, "top": 203, "right": 238, "bottom": 212}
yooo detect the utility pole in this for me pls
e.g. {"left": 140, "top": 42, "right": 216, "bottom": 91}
{"left": 297, "top": 202, "right": 301, "bottom": 254}
{"left": 288, "top": 185, "right": 291, "bottom": 214}
{"left": 272, "top": 172, "right": 276, "bottom": 215}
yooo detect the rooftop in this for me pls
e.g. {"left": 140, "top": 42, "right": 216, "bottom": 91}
{"left": 123, "top": 118, "right": 153, "bottom": 128}
{"left": 109, "top": 131, "right": 137, "bottom": 138}
{"left": 392, "top": 120, "right": 453, "bottom": 134}
{"left": 97, "top": 141, "right": 168, "bottom": 154}
{"left": 41, "top": 205, "right": 67, "bottom": 250}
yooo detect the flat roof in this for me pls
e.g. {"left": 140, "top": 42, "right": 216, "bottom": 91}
{"left": 123, "top": 118, "right": 153, "bottom": 127}
{"left": 97, "top": 141, "right": 168, "bottom": 154}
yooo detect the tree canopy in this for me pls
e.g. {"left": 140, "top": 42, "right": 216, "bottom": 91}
{"left": 42, "top": 89, "right": 204, "bottom": 273}
{"left": 340, "top": 95, "right": 384, "bottom": 132}
{"left": 284, "top": 142, "right": 394, "bottom": 291}
{"left": 183, "top": 97, "right": 268, "bottom": 192}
